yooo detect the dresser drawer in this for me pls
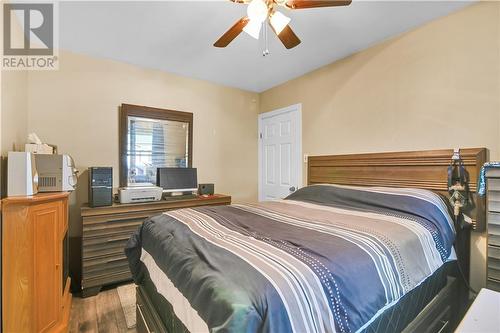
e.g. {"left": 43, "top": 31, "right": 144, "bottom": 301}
{"left": 83, "top": 217, "right": 144, "bottom": 238}
{"left": 488, "top": 223, "right": 500, "bottom": 247}
{"left": 488, "top": 245, "right": 500, "bottom": 260}
{"left": 83, "top": 243, "right": 128, "bottom": 259}
{"left": 486, "top": 278, "right": 500, "bottom": 292}
{"left": 83, "top": 260, "right": 129, "bottom": 278}
{"left": 83, "top": 253, "right": 129, "bottom": 273}
{"left": 83, "top": 231, "right": 132, "bottom": 247}
{"left": 83, "top": 252, "right": 130, "bottom": 281}
{"left": 488, "top": 178, "right": 500, "bottom": 191}
{"left": 490, "top": 255, "right": 500, "bottom": 267}
{"left": 83, "top": 217, "right": 143, "bottom": 231}
{"left": 488, "top": 190, "right": 500, "bottom": 201}
{"left": 488, "top": 266, "right": 500, "bottom": 281}
{"left": 489, "top": 200, "right": 500, "bottom": 213}
{"left": 489, "top": 212, "right": 500, "bottom": 225}
{"left": 487, "top": 257, "right": 500, "bottom": 291}
{"left": 82, "top": 208, "right": 164, "bottom": 225}
{"left": 489, "top": 234, "right": 500, "bottom": 247}
{"left": 82, "top": 269, "right": 132, "bottom": 289}
{"left": 83, "top": 230, "right": 133, "bottom": 255}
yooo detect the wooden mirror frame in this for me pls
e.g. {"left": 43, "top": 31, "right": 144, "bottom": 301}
{"left": 119, "top": 104, "right": 194, "bottom": 187}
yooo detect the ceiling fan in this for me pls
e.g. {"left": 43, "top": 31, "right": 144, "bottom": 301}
{"left": 214, "top": 0, "right": 352, "bottom": 50}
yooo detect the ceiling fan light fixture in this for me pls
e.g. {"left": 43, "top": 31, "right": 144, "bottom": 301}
{"left": 243, "top": 19, "right": 262, "bottom": 39}
{"left": 247, "top": 0, "right": 268, "bottom": 23}
{"left": 216, "top": 0, "right": 353, "bottom": 49}
{"left": 270, "top": 11, "right": 291, "bottom": 35}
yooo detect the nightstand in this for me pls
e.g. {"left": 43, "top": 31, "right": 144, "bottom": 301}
{"left": 455, "top": 288, "right": 500, "bottom": 332}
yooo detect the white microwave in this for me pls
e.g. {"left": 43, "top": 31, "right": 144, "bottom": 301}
{"left": 35, "top": 154, "right": 78, "bottom": 192}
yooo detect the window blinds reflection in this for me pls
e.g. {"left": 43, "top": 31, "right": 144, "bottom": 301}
{"left": 127, "top": 116, "right": 189, "bottom": 185}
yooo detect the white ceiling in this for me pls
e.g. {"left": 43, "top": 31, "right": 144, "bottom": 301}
{"left": 59, "top": 1, "right": 473, "bottom": 92}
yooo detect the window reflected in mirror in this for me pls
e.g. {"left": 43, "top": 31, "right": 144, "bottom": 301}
{"left": 127, "top": 116, "right": 189, "bottom": 185}
{"left": 120, "top": 104, "right": 193, "bottom": 187}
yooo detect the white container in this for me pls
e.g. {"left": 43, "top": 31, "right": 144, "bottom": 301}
{"left": 25, "top": 143, "right": 54, "bottom": 154}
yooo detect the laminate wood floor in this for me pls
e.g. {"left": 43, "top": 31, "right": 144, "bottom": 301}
{"left": 69, "top": 287, "right": 137, "bottom": 333}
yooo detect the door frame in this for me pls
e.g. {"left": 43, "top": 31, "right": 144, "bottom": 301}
{"left": 258, "top": 103, "right": 302, "bottom": 202}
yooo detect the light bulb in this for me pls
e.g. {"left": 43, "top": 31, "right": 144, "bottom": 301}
{"left": 243, "top": 19, "right": 262, "bottom": 39}
{"left": 247, "top": 0, "right": 268, "bottom": 23}
{"left": 270, "top": 11, "right": 291, "bottom": 35}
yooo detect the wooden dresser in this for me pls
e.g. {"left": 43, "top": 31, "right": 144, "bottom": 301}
{"left": 486, "top": 168, "right": 500, "bottom": 291}
{"left": 2, "top": 192, "right": 72, "bottom": 333}
{"left": 80, "top": 194, "right": 231, "bottom": 297}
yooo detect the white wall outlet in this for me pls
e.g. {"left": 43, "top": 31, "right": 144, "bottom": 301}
{"left": 303, "top": 154, "right": 309, "bottom": 163}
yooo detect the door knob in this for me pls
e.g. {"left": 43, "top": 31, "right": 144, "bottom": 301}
{"left": 289, "top": 186, "right": 296, "bottom": 192}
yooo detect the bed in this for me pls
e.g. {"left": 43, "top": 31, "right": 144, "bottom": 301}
{"left": 126, "top": 148, "right": 487, "bottom": 333}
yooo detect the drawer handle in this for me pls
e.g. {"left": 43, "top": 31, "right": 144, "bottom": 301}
{"left": 106, "top": 257, "right": 126, "bottom": 264}
{"left": 103, "top": 217, "right": 145, "bottom": 223}
{"left": 437, "top": 320, "right": 449, "bottom": 333}
{"left": 107, "top": 236, "right": 130, "bottom": 243}
{"left": 137, "top": 304, "right": 153, "bottom": 333}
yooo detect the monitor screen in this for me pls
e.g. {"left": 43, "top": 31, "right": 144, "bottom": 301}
{"left": 156, "top": 167, "right": 198, "bottom": 192}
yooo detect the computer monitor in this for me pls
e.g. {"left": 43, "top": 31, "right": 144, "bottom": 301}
{"left": 156, "top": 167, "right": 198, "bottom": 193}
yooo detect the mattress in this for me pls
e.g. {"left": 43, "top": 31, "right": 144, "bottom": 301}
{"left": 138, "top": 259, "right": 456, "bottom": 333}
{"left": 126, "top": 184, "right": 457, "bottom": 333}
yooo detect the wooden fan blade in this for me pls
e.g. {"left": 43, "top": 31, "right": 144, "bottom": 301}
{"left": 214, "top": 17, "right": 250, "bottom": 48}
{"left": 271, "top": 24, "right": 301, "bottom": 49}
{"left": 285, "top": 0, "right": 352, "bottom": 9}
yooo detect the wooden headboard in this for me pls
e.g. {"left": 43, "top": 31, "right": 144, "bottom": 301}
{"left": 307, "top": 148, "right": 487, "bottom": 232}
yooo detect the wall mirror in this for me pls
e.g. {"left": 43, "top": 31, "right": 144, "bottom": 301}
{"left": 119, "top": 104, "right": 193, "bottom": 187}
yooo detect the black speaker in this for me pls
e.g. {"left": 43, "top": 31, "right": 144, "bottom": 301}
{"left": 89, "top": 167, "right": 113, "bottom": 207}
{"left": 198, "top": 183, "right": 214, "bottom": 196}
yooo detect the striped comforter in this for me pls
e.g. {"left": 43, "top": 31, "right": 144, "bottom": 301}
{"left": 125, "top": 185, "right": 456, "bottom": 333}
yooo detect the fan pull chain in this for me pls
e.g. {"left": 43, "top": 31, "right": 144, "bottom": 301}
{"left": 263, "top": 22, "right": 270, "bottom": 57}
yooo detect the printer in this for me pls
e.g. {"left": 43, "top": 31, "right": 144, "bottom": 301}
{"left": 119, "top": 186, "right": 163, "bottom": 204}
{"left": 35, "top": 154, "right": 78, "bottom": 192}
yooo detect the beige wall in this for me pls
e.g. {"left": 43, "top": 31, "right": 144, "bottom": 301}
{"left": 26, "top": 51, "right": 260, "bottom": 201}
{"left": 260, "top": 2, "right": 500, "bottom": 290}
{"left": 24, "top": 51, "right": 259, "bottom": 238}
{"left": 0, "top": 45, "right": 2, "bottom": 186}
{"left": 1, "top": 70, "right": 28, "bottom": 154}
{"left": 1, "top": 7, "right": 28, "bottom": 156}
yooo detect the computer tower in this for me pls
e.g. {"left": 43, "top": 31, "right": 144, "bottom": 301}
{"left": 88, "top": 167, "right": 113, "bottom": 207}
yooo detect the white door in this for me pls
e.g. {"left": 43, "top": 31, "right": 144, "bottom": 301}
{"left": 259, "top": 104, "right": 302, "bottom": 201}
